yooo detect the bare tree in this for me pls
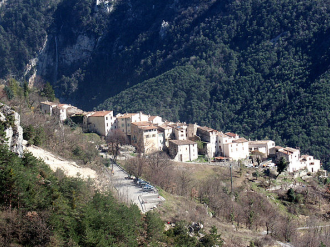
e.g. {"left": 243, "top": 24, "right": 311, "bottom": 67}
{"left": 106, "top": 129, "right": 128, "bottom": 170}
{"left": 176, "top": 170, "right": 194, "bottom": 196}
{"left": 124, "top": 155, "right": 147, "bottom": 180}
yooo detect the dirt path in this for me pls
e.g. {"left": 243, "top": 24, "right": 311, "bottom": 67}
{"left": 24, "top": 144, "right": 97, "bottom": 179}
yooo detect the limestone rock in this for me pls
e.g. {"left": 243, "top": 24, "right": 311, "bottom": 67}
{"left": 0, "top": 103, "right": 24, "bottom": 156}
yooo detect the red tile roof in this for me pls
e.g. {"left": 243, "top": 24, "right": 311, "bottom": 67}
{"left": 91, "top": 111, "right": 113, "bottom": 117}
{"left": 225, "top": 132, "right": 238, "bottom": 138}
{"left": 116, "top": 113, "right": 137, "bottom": 119}
{"left": 131, "top": 121, "right": 151, "bottom": 126}
{"left": 41, "top": 101, "right": 57, "bottom": 106}
{"left": 198, "top": 126, "right": 217, "bottom": 132}
{"left": 140, "top": 126, "right": 157, "bottom": 130}
{"left": 232, "top": 138, "right": 248, "bottom": 143}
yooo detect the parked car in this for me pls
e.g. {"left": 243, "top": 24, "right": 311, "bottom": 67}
{"left": 139, "top": 181, "right": 148, "bottom": 187}
{"left": 267, "top": 163, "right": 276, "bottom": 168}
{"left": 142, "top": 184, "right": 154, "bottom": 192}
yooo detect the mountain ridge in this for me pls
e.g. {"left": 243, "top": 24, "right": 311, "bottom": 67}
{"left": 2, "top": 0, "right": 330, "bottom": 168}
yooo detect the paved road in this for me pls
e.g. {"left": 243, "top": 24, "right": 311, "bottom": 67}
{"left": 108, "top": 162, "right": 165, "bottom": 213}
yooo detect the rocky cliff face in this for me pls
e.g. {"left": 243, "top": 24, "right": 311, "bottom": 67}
{"left": 0, "top": 103, "right": 24, "bottom": 157}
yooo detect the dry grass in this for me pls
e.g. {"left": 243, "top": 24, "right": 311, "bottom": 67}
{"left": 156, "top": 188, "right": 264, "bottom": 247}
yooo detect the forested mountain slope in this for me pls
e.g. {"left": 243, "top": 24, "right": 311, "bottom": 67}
{"left": 96, "top": 0, "right": 330, "bottom": 169}
{"left": 2, "top": 0, "right": 330, "bottom": 168}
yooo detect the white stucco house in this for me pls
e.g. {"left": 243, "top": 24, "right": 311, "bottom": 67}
{"left": 223, "top": 137, "right": 249, "bottom": 160}
{"left": 300, "top": 155, "right": 321, "bottom": 173}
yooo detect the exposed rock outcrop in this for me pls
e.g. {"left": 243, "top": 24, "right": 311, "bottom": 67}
{"left": 0, "top": 103, "right": 24, "bottom": 156}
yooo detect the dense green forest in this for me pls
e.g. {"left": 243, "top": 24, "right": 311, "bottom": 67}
{"left": 0, "top": 143, "right": 224, "bottom": 246}
{"left": 0, "top": 144, "right": 143, "bottom": 246}
{"left": 2, "top": 0, "right": 330, "bottom": 169}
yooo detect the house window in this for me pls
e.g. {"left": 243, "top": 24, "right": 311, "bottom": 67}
{"left": 121, "top": 124, "right": 124, "bottom": 127}
{"left": 152, "top": 134, "right": 156, "bottom": 137}
{"left": 146, "top": 135, "right": 149, "bottom": 138}
{"left": 107, "top": 123, "right": 108, "bottom": 127}
{"left": 106, "top": 117, "right": 108, "bottom": 120}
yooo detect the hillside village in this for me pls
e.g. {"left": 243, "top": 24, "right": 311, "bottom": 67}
{"left": 41, "top": 101, "right": 322, "bottom": 175}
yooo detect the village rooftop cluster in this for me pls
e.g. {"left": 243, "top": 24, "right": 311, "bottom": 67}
{"left": 41, "top": 101, "right": 321, "bottom": 174}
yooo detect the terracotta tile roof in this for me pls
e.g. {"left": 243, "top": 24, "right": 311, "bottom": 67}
{"left": 57, "top": 104, "right": 71, "bottom": 109}
{"left": 41, "top": 101, "right": 57, "bottom": 106}
{"left": 140, "top": 126, "right": 157, "bottom": 130}
{"left": 158, "top": 124, "right": 172, "bottom": 130}
{"left": 214, "top": 156, "right": 231, "bottom": 160}
{"left": 232, "top": 138, "right": 248, "bottom": 143}
{"left": 283, "top": 147, "right": 299, "bottom": 153}
{"left": 116, "top": 113, "right": 137, "bottom": 119}
{"left": 131, "top": 121, "right": 151, "bottom": 126}
{"left": 91, "top": 111, "right": 113, "bottom": 117}
{"left": 249, "top": 140, "right": 274, "bottom": 145}
{"left": 148, "top": 116, "right": 157, "bottom": 121}
{"left": 198, "top": 126, "right": 217, "bottom": 132}
{"left": 218, "top": 132, "right": 228, "bottom": 137}
{"left": 169, "top": 140, "right": 197, "bottom": 145}
{"left": 225, "top": 132, "right": 238, "bottom": 138}
{"left": 278, "top": 147, "right": 299, "bottom": 155}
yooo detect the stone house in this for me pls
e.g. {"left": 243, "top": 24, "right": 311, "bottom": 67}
{"left": 169, "top": 140, "right": 198, "bottom": 162}
{"left": 217, "top": 132, "right": 233, "bottom": 157}
{"left": 131, "top": 122, "right": 158, "bottom": 153}
{"left": 40, "top": 101, "right": 57, "bottom": 116}
{"left": 173, "top": 123, "right": 188, "bottom": 141}
{"left": 116, "top": 112, "right": 149, "bottom": 136}
{"left": 157, "top": 122, "right": 174, "bottom": 147}
{"left": 274, "top": 147, "right": 301, "bottom": 172}
{"left": 85, "top": 111, "right": 115, "bottom": 136}
{"left": 187, "top": 123, "right": 198, "bottom": 138}
{"left": 53, "top": 104, "right": 70, "bottom": 121}
{"left": 273, "top": 147, "right": 321, "bottom": 173}
{"left": 248, "top": 140, "right": 276, "bottom": 157}
{"left": 197, "top": 126, "right": 218, "bottom": 157}
{"left": 41, "top": 101, "right": 83, "bottom": 122}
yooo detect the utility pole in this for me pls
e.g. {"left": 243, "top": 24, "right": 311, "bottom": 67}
{"left": 230, "top": 163, "right": 234, "bottom": 226}
{"left": 230, "top": 163, "right": 233, "bottom": 194}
